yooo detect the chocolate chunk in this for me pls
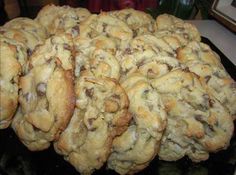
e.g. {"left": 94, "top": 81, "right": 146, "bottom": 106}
{"left": 85, "top": 88, "right": 94, "bottom": 98}
{"left": 80, "top": 65, "right": 86, "bottom": 72}
{"left": 112, "top": 94, "right": 120, "bottom": 99}
{"left": 205, "top": 75, "right": 211, "bottom": 83}
{"left": 124, "top": 48, "right": 132, "bottom": 55}
{"left": 27, "top": 48, "right": 33, "bottom": 56}
{"left": 136, "top": 59, "right": 145, "bottom": 68}
{"left": 23, "top": 92, "right": 31, "bottom": 102}
{"left": 194, "top": 115, "right": 204, "bottom": 122}
{"left": 102, "top": 23, "right": 108, "bottom": 33}
{"left": 182, "top": 67, "right": 190, "bottom": 72}
{"left": 63, "top": 43, "right": 71, "bottom": 50}
{"left": 36, "top": 82, "right": 47, "bottom": 96}
{"left": 71, "top": 25, "right": 80, "bottom": 36}
{"left": 125, "top": 13, "right": 131, "bottom": 20}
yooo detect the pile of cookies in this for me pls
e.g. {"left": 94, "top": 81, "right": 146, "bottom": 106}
{"left": 0, "top": 4, "right": 235, "bottom": 175}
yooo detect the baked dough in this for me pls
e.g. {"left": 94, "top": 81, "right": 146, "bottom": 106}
{"left": 0, "top": 36, "right": 27, "bottom": 129}
{"left": 108, "top": 73, "right": 167, "bottom": 174}
{"left": 177, "top": 41, "right": 236, "bottom": 120}
{"left": 151, "top": 69, "right": 234, "bottom": 162}
{"left": 155, "top": 14, "right": 201, "bottom": 45}
{"left": 35, "top": 4, "right": 90, "bottom": 36}
{"left": 11, "top": 34, "right": 75, "bottom": 150}
{"left": 54, "top": 71, "right": 130, "bottom": 174}
{"left": 108, "top": 8, "right": 156, "bottom": 36}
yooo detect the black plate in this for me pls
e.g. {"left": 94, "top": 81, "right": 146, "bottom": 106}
{"left": 0, "top": 37, "right": 236, "bottom": 175}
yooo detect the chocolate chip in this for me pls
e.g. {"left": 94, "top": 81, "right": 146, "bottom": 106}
{"left": 71, "top": 25, "right": 80, "bottom": 36}
{"left": 27, "top": 48, "right": 33, "bottom": 56}
{"left": 182, "top": 67, "right": 190, "bottom": 72}
{"left": 63, "top": 43, "right": 71, "bottom": 50}
{"left": 205, "top": 75, "right": 211, "bottom": 83}
{"left": 23, "top": 92, "right": 31, "bottom": 102}
{"left": 136, "top": 59, "right": 145, "bottom": 68}
{"left": 133, "top": 30, "right": 137, "bottom": 38}
{"left": 124, "top": 48, "right": 132, "bottom": 55}
{"left": 85, "top": 88, "right": 94, "bottom": 98}
{"left": 194, "top": 115, "right": 204, "bottom": 122}
{"left": 36, "top": 82, "right": 47, "bottom": 96}
{"left": 166, "top": 64, "right": 173, "bottom": 71}
{"left": 209, "top": 98, "right": 215, "bottom": 107}
{"left": 125, "top": 13, "right": 131, "bottom": 20}
{"left": 112, "top": 94, "right": 120, "bottom": 99}
{"left": 102, "top": 23, "right": 108, "bottom": 33}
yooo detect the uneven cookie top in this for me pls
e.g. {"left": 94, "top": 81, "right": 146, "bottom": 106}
{"left": 117, "top": 34, "right": 180, "bottom": 80}
{"left": 54, "top": 71, "right": 130, "bottom": 174}
{"left": 155, "top": 14, "right": 201, "bottom": 45}
{"left": 11, "top": 34, "right": 75, "bottom": 151}
{"left": 0, "top": 27, "right": 45, "bottom": 53}
{"left": 177, "top": 41, "right": 236, "bottom": 119}
{"left": 35, "top": 4, "right": 90, "bottom": 36}
{"left": 79, "top": 13, "right": 133, "bottom": 48}
{"left": 4, "top": 17, "right": 48, "bottom": 40}
{"left": 74, "top": 36, "right": 120, "bottom": 80}
{"left": 151, "top": 69, "right": 234, "bottom": 162}
{"left": 108, "top": 73, "right": 167, "bottom": 174}
{"left": 108, "top": 8, "right": 156, "bottom": 36}
{"left": 0, "top": 36, "right": 27, "bottom": 129}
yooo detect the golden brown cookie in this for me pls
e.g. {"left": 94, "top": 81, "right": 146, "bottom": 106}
{"left": 4, "top": 17, "right": 48, "bottom": 40}
{"left": 108, "top": 73, "right": 167, "bottom": 174}
{"left": 79, "top": 13, "right": 133, "bottom": 48}
{"left": 155, "top": 14, "right": 201, "bottom": 45}
{"left": 177, "top": 41, "right": 236, "bottom": 120}
{"left": 74, "top": 35, "right": 120, "bottom": 80}
{"left": 35, "top": 4, "right": 90, "bottom": 36}
{"left": 151, "top": 69, "right": 234, "bottom": 162}
{"left": 117, "top": 35, "right": 180, "bottom": 80}
{"left": 0, "top": 27, "right": 45, "bottom": 54}
{"left": 108, "top": 8, "right": 156, "bottom": 36}
{"left": 11, "top": 34, "right": 75, "bottom": 150}
{"left": 54, "top": 71, "right": 130, "bottom": 174}
{"left": 0, "top": 36, "right": 27, "bottom": 129}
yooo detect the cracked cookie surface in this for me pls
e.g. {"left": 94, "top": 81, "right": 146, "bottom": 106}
{"left": 177, "top": 41, "right": 236, "bottom": 120}
{"left": 151, "top": 69, "right": 234, "bottom": 162}
{"left": 0, "top": 36, "right": 27, "bottom": 129}
{"left": 54, "top": 71, "right": 130, "bottom": 174}
{"left": 108, "top": 73, "right": 167, "bottom": 174}
{"left": 11, "top": 34, "right": 75, "bottom": 150}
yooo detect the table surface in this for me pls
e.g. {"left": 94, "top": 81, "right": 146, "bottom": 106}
{"left": 188, "top": 20, "right": 236, "bottom": 66}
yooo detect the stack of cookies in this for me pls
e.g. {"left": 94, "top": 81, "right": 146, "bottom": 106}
{"left": 0, "top": 4, "right": 235, "bottom": 175}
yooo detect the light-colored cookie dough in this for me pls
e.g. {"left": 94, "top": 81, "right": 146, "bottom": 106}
{"left": 151, "top": 69, "right": 234, "bottom": 162}
{"left": 0, "top": 36, "right": 27, "bottom": 129}
{"left": 108, "top": 73, "right": 167, "bottom": 174}
{"left": 54, "top": 71, "right": 130, "bottom": 174}
{"left": 11, "top": 34, "right": 75, "bottom": 150}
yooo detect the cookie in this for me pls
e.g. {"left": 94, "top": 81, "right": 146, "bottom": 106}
{"left": 11, "top": 34, "right": 75, "bottom": 150}
{"left": 108, "top": 8, "right": 156, "bottom": 36}
{"left": 155, "top": 14, "right": 201, "bottom": 45}
{"left": 79, "top": 13, "right": 133, "bottom": 48}
{"left": 117, "top": 35, "right": 179, "bottom": 79}
{"left": 107, "top": 73, "right": 167, "bottom": 174}
{"left": 177, "top": 41, "right": 236, "bottom": 120}
{"left": 0, "top": 36, "right": 27, "bottom": 129}
{"left": 4, "top": 17, "right": 48, "bottom": 40}
{"left": 74, "top": 36, "right": 120, "bottom": 79}
{"left": 35, "top": 4, "right": 90, "bottom": 36}
{"left": 151, "top": 69, "right": 234, "bottom": 162}
{"left": 54, "top": 71, "right": 130, "bottom": 174}
{"left": 0, "top": 27, "right": 45, "bottom": 54}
